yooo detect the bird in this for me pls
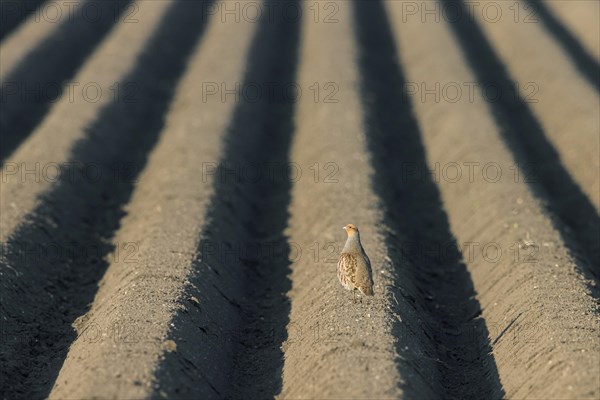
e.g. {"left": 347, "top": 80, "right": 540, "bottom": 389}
{"left": 337, "top": 224, "right": 374, "bottom": 302}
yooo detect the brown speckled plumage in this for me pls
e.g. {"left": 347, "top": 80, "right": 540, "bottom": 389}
{"left": 337, "top": 224, "right": 374, "bottom": 302}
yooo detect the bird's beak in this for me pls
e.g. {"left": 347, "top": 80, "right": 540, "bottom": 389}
{"left": 342, "top": 226, "right": 346, "bottom": 230}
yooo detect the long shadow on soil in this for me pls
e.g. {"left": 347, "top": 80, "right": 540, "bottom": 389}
{"left": 0, "top": 2, "right": 211, "bottom": 398}
{"left": 0, "top": 0, "right": 130, "bottom": 162}
{"left": 151, "top": 2, "right": 300, "bottom": 399}
{"left": 442, "top": 0, "right": 600, "bottom": 288}
{"left": 524, "top": 0, "right": 599, "bottom": 93}
{"left": 353, "top": 1, "right": 505, "bottom": 399}
{"left": 0, "top": 0, "right": 46, "bottom": 40}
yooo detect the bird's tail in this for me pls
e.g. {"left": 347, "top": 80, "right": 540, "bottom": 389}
{"left": 359, "top": 285, "right": 374, "bottom": 296}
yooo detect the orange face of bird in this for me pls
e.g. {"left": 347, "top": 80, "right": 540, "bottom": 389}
{"left": 343, "top": 224, "right": 359, "bottom": 236}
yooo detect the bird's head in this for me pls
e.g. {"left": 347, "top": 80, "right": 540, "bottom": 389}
{"left": 343, "top": 224, "right": 359, "bottom": 237}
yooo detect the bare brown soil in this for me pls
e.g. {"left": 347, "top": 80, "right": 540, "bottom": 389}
{"left": 1, "top": 0, "right": 598, "bottom": 399}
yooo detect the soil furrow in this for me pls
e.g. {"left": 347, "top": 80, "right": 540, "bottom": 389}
{"left": 352, "top": 1, "right": 504, "bottom": 399}
{"left": 0, "top": 0, "right": 170, "bottom": 240}
{"left": 0, "top": 0, "right": 46, "bottom": 40}
{"left": 153, "top": 2, "right": 300, "bottom": 398}
{"left": 280, "top": 1, "right": 437, "bottom": 398}
{"left": 524, "top": 0, "right": 599, "bottom": 92}
{"left": 1, "top": 0, "right": 71, "bottom": 81}
{"left": 48, "top": 1, "right": 257, "bottom": 397}
{"left": 0, "top": 0, "right": 130, "bottom": 161}
{"left": 441, "top": 0, "right": 600, "bottom": 282}
{"left": 543, "top": 0, "right": 600, "bottom": 63}
{"left": 0, "top": 1, "right": 210, "bottom": 397}
{"left": 384, "top": 0, "right": 600, "bottom": 397}
{"left": 0, "top": 0, "right": 596, "bottom": 398}
{"left": 462, "top": 0, "right": 599, "bottom": 214}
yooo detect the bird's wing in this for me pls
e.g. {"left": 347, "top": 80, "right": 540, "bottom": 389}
{"left": 361, "top": 248, "right": 373, "bottom": 281}
{"left": 363, "top": 252, "right": 371, "bottom": 269}
{"left": 355, "top": 255, "right": 373, "bottom": 286}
